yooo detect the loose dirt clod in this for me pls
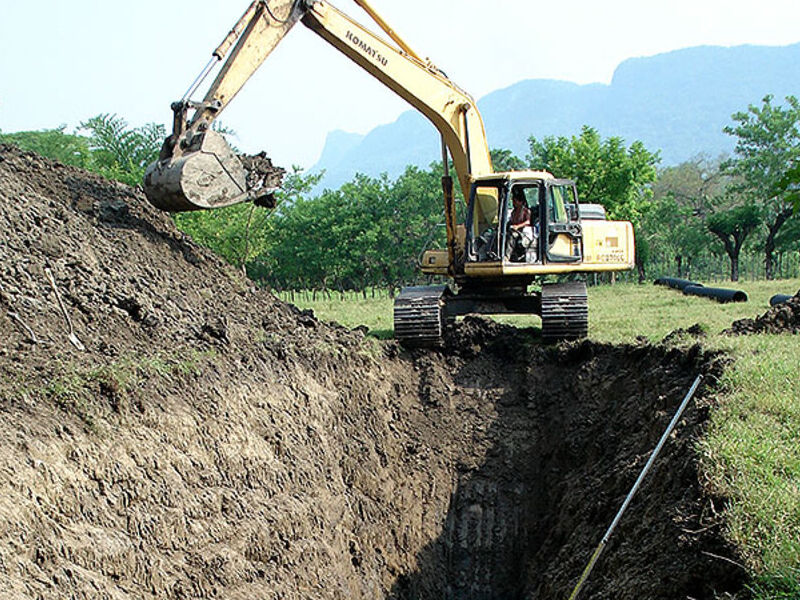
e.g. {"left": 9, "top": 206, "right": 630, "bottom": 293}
{"left": 725, "top": 291, "right": 800, "bottom": 335}
{"left": 240, "top": 151, "right": 285, "bottom": 207}
{"left": 0, "top": 145, "right": 744, "bottom": 599}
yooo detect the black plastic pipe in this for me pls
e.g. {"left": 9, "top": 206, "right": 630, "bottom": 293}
{"left": 654, "top": 277, "right": 703, "bottom": 291}
{"left": 683, "top": 285, "right": 748, "bottom": 303}
{"left": 769, "top": 294, "right": 795, "bottom": 307}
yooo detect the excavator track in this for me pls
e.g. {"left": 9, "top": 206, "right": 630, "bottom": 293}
{"left": 393, "top": 285, "right": 449, "bottom": 346}
{"left": 541, "top": 281, "right": 588, "bottom": 342}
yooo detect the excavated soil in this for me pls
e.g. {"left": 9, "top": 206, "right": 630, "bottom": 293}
{"left": 0, "top": 145, "right": 744, "bottom": 599}
{"left": 239, "top": 152, "right": 284, "bottom": 207}
{"left": 726, "top": 291, "right": 800, "bottom": 335}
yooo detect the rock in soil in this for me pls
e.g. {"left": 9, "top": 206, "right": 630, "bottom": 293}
{"left": 0, "top": 144, "right": 744, "bottom": 599}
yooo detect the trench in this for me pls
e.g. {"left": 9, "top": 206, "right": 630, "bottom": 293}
{"left": 0, "top": 145, "right": 748, "bottom": 599}
{"left": 386, "top": 323, "right": 744, "bottom": 600}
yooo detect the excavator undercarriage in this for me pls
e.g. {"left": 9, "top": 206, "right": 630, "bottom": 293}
{"left": 393, "top": 281, "right": 588, "bottom": 346}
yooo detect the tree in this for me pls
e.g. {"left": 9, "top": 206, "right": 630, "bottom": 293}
{"left": 79, "top": 114, "right": 165, "bottom": 186}
{"left": 244, "top": 162, "right": 448, "bottom": 293}
{"left": 527, "top": 125, "right": 660, "bottom": 280}
{"left": 490, "top": 148, "right": 526, "bottom": 172}
{"left": 0, "top": 116, "right": 164, "bottom": 186}
{"left": 646, "top": 157, "right": 722, "bottom": 277}
{"left": 778, "top": 160, "right": 800, "bottom": 213}
{"left": 643, "top": 194, "right": 709, "bottom": 278}
{"left": 723, "top": 95, "right": 800, "bottom": 279}
{"left": 176, "top": 166, "right": 323, "bottom": 274}
{"left": 527, "top": 126, "right": 660, "bottom": 224}
{"left": 0, "top": 127, "right": 91, "bottom": 167}
{"left": 706, "top": 202, "right": 761, "bottom": 281}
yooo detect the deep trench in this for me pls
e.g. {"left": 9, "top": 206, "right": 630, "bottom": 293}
{"left": 387, "top": 330, "right": 744, "bottom": 600}
{"left": 0, "top": 146, "right": 748, "bottom": 599}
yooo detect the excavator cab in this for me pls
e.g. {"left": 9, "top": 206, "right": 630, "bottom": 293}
{"left": 463, "top": 173, "right": 583, "bottom": 267}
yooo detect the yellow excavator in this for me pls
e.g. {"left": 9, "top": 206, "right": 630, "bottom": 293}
{"left": 143, "top": 0, "right": 635, "bottom": 345}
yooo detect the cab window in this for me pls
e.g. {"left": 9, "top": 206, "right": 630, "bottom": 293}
{"left": 472, "top": 185, "right": 499, "bottom": 236}
{"left": 545, "top": 183, "right": 582, "bottom": 262}
{"left": 470, "top": 185, "right": 501, "bottom": 261}
{"left": 548, "top": 185, "right": 572, "bottom": 223}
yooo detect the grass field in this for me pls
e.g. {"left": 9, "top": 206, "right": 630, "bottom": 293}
{"left": 282, "top": 278, "right": 800, "bottom": 597}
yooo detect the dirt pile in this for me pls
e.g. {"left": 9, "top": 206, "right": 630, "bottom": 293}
{"left": 0, "top": 145, "right": 743, "bottom": 599}
{"left": 726, "top": 291, "right": 800, "bottom": 335}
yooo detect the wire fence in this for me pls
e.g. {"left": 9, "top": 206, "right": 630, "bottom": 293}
{"left": 276, "top": 287, "right": 395, "bottom": 303}
{"left": 645, "top": 252, "right": 800, "bottom": 283}
{"left": 268, "top": 252, "right": 800, "bottom": 300}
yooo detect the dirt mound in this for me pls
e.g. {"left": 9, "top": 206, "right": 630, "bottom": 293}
{"left": 662, "top": 323, "right": 707, "bottom": 344}
{"left": 725, "top": 291, "right": 800, "bottom": 335}
{"left": 0, "top": 145, "right": 743, "bottom": 599}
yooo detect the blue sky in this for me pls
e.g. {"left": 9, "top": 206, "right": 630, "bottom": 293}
{"left": 1, "top": 0, "right": 799, "bottom": 168}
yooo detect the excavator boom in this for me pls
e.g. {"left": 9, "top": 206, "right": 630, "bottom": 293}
{"left": 144, "top": 0, "right": 492, "bottom": 212}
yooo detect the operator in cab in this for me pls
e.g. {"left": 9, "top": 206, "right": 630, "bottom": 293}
{"left": 506, "top": 187, "right": 534, "bottom": 262}
{"left": 510, "top": 188, "right": 531, "bottom": 232}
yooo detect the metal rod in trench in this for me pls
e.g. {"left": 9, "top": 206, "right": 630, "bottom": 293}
{"left": 566, "top": 373, "right": 704, "bottom": 600}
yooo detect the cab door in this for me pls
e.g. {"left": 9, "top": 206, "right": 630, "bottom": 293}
{"left": 464, "top": 181, "right": 503, "bottom": 263}
{"left": 544, "top": 181, "right": 583, "bottom": 263}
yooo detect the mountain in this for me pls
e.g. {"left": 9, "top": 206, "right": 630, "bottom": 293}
{"left": 311, "top": 129, "right": 365, "bottom": 177}
{"left": 309, "top": 42, "right": 800, "bottom": 191}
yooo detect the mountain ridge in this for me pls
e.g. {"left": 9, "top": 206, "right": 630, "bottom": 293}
{"left": 309, "top": 42, "right": 800, "bottom": 192}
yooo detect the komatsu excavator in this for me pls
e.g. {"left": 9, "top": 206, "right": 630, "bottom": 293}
{"left": 143, "top": 0, "right": 635, "bottom": 345}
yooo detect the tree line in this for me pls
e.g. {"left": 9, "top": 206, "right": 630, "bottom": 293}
{"left": 2, "top": 94, "right": 799, "bottom": 290}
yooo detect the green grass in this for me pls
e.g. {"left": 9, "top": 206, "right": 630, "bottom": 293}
{"left": 700, "top": 333, "right": 800, "bottom": 589}
{"left": 589, "top": 279, "right": 800, "bottom": 343}
{"left": 280, "top": 277, "right": 800, "bottom": 597}
{"left": 35, "top": 350, "right": 212, "bottom": 431}
{"left": 279, "top": 290, "right": 396, "bottom": 339}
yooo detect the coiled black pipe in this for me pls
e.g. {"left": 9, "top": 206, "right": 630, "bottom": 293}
{"left": 769, "top": 294, "right": 795, "bottom": 307}
{"left": 653, "top": 277, "right": 703, "bottom": 291}
{"left": 683, "top": 285, "right": 748, "bottom": 303}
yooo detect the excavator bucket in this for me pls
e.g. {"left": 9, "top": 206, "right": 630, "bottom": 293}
{"left": 143, "top": 0, "right": 304, "bottom": 212}
{"left": 143, "top": 130, "right": 249, "bottom": 212}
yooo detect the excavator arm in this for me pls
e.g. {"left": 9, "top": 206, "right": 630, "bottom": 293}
{"left": 302, "top": 1, "right": 493, "bottom": 198}
{"left": 144, "top": 0, "right": 493, "bottom": 212}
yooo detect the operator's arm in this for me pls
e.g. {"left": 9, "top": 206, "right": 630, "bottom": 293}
{"left": 510, "top": 207, "right": 531, "bottom": 230}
